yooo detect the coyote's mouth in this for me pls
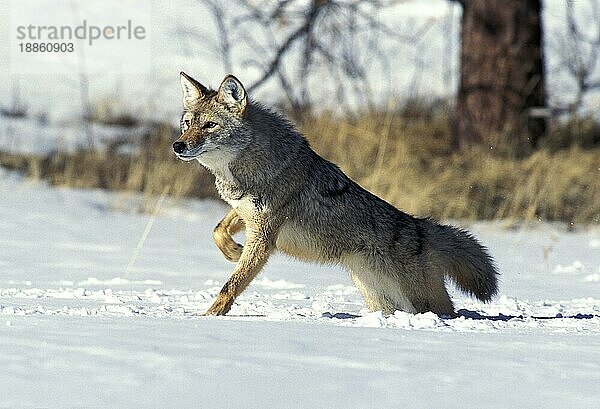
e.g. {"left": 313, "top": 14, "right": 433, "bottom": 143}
{"left": 176, "top": 152, "right": 204, "bottom": 161}
{"left": 174, "top": 147, "right": 206, "bottom": 161}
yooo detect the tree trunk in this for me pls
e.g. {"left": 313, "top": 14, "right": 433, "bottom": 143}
{"left": 455, "top": 0, "right": 546, "bottom": 155}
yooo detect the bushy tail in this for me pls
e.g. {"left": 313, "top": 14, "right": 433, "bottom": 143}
{"left": 427, "top": 223, "right": 499, "bottom": 301}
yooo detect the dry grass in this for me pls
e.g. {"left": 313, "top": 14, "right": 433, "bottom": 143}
{"left": 304, "top": 110, "right": 599, "bottom": 224}
{"left": 0, "top": 109, "right": 598, "bottom": 223}
{"left": 0, "top": 124, "right": 218, "bottom": 211}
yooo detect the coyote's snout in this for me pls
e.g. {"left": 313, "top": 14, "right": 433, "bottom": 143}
{"left": 173, "top": 72, "right": 499, "bottom": 317}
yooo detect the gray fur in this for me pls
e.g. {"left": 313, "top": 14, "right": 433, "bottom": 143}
{"left": 174, "top": 73, "right": 499, "bottom": 316}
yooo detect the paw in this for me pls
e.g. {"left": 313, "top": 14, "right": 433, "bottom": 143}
{"left": 204, "top": 293, "right": 235, "bottom": 316}
{"left": 213, "top": 230, "right": 244, "bottom": 263}
{"left": 218, "top": 242, "right": 243, "bottom": 263}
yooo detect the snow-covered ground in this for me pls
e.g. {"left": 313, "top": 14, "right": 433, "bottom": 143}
{"left": 0, "top": 115, "right": 151, "bottom": 155}
{"left": 0, "top": 169, "right": 599, "bottom": 408}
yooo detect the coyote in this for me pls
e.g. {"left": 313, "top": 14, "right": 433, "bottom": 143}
{"left": 173, "top": 72, "right": 498, "bottom": 317}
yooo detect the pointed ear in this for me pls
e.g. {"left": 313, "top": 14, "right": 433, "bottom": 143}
{"left": 217, "top": 75, "right": 247, "bottom": 114}
{"left": 180, "top": 71, "right": 209, "bottom": 110}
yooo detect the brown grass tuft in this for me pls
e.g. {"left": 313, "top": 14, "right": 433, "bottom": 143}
{"left": 303, "top": 110, "right": 599, "bottom": 224}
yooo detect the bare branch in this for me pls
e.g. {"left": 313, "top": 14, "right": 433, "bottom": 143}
{"left": 206, "top": 0, "right": 233, "bottom": 72}
{"left": 246, "top": 0, "right": 328, "bottom": 93}
{"left": 179, "top": 0, "right": 432, "bottom": 114}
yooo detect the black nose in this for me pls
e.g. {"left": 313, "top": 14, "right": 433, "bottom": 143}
{"left": 172, "top": 141, "right": 186, "bottom": 154}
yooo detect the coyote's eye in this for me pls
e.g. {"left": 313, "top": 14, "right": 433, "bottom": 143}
{"left": 203, "top": 121, "right": 218, "bottom": 129}
{"left": 181, "top": 119, "right": 191, "bottom": 133}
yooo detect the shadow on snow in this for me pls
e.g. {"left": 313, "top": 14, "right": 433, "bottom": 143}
{"left": 319, "top": 310, "right": 599, "bottom": 321}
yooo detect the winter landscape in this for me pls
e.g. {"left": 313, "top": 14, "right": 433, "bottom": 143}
{"left": 1, "top": 0, "right": 600, "bottom": 408}
{"left": 0, "top": 169, "right": 598, "bottom": 408}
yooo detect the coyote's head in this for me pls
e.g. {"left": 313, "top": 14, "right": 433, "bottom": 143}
{"left": 173, "top": 72, "right": 249, "bottom": 174}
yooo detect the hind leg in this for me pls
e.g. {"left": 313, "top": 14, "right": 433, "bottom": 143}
{"left": 350, "top": 272, "right": 388, "bottom": 312}
{"left": 350, "top": 269, "right": 417, "bottom": 315}
{"left": 405, "top": 271, "right": 455, "bottom": 317}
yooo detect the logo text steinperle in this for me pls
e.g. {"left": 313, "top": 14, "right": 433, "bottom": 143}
{"left": 16, "top": 20, "right": 146, "bottom": 46}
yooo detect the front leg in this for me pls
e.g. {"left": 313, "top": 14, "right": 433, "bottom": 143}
{"left": 213, "top": 208, "right": 245, "bottom": 262}
{"left": 205, "top": 225, "right": 274, "bottom": 316}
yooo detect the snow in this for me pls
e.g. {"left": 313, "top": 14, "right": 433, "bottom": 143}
{"left": 0, "top": 169, "right": 599, "bottom": 408}
{"left": 0, "top": 115, "right": 151, "bottom": 155}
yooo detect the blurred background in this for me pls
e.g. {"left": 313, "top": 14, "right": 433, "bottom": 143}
{"left": 0, "top": 0, "right": 598, "bottom": 224}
